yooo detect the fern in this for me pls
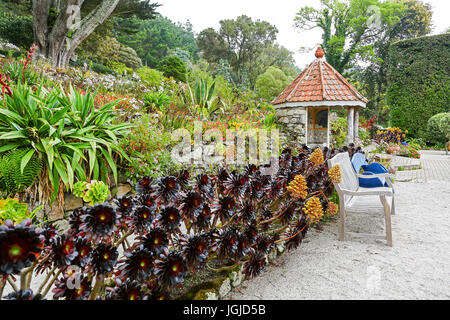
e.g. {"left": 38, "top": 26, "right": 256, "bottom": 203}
{"left": 0, "top": 148, "right": 43, "bottom": 196}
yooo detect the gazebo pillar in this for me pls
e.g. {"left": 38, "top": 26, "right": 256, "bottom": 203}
{"left": 347, "top": 107, "right": 354, "bottom": 143}
{"left": 354, "top": 107, "right": 359, "bottom": 140}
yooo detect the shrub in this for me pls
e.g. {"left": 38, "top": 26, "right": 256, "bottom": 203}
{"left": 255, "top": 66, "right": 290, "bottom": 101}
{"left": 426, "top": 112, "right": 450, "bottom": 144}
{"left": 0, "top": 12, "right": 33, "bottom": 49}
{"left": 136, "top": 66, "right": 164, "bottom": 87}
{"left": 386, "top": 33, "right": 450, "bottom": 138}
{"left": 158, "top": 56, "right": 186, "bottom": 83}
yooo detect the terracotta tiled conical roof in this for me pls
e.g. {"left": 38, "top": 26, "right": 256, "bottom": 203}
{"left": 272, "top": 47, "right": 368, "bottom": 106}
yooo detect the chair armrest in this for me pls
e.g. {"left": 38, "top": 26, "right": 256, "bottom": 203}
{"left": 340, "top": 188, "right": 393, "bottom": 196}
{"left": 357, "top": 173, "right": 392, "bottom": 179}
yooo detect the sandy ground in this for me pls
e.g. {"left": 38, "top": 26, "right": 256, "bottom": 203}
{"left": 227, "top": 180, "right": 450, "bottom": 300}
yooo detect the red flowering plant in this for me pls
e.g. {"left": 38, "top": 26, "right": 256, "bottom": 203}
{"left": 0, "top": 144, "right": 363, "bottom": 300}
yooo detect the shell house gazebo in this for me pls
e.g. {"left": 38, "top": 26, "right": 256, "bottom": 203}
{"left": 272, "top": 47, "right": 368, "bottom": 147}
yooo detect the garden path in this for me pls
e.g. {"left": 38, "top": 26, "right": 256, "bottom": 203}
{"left": 227, "top": 150, "right": 450, "bottom": 300}
{"left": 393, "top": 150, "right": 450, "bottom": 182}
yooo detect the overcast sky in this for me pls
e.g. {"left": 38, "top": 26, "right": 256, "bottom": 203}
{"left": 156, "top": 0, "right": 450, "bottom": 69}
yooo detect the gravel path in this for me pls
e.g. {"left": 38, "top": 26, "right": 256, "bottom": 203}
{"left": 227, "top": 179, "right": 450, "bottom": 300}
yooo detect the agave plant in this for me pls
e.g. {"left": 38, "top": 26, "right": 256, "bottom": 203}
{"left": 0, "top": 83, "right": 131, "bottom": 203}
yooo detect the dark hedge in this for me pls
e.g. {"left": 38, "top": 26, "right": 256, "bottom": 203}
{"left": 386, "top": 33, "right": 450, "bottom": 139}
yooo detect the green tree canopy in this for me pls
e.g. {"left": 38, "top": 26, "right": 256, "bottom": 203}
{"left": 157, "top": 55, "right": 187, "bottom": 82}
{"left": 197, "top": 15, "right": 296, "bottom": 89}
{"left": 255, "top": 67, "right": 291, "bottom": 101}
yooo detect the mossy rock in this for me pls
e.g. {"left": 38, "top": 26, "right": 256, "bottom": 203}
{"left": 193, "top": 289, "right": 218, "bottom": 300}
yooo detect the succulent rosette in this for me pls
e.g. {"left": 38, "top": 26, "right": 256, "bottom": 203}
{"left": 194, "top": 174, "right": 215, "bottom": 198}
{"left": 139, "top": 193, "right": 158, "bottom": 211}
{"left": 213, "top": 227, "right": 239, "bottom": 262}
{"left": 243, "top": 224, "right": 259, "bottom": 245}
{"left": 180, "top": 234, "right": 210, "bottom": 268}
{"left": 127, "top": 205, "right": 154, "bottom": 233}
{"left": 48, "top": 234, "right": 78, "bottom": 268}
{"left": 155, "top": 176, "right": 179, "bottom": 202}
{"left": 157, "top": 207, "right": 181, "bottom": 232}
{"left": 193, "top": 204, "right": 212, "bottom": 231}
{"left": 68, "top": 208, "right": 85, "bottom": 236}
{"left": 238, "top": 200, "right": 256, "bottom": 225}
{"left": 278, "top": 202, "right": 298, "bottom": 225}
{"left": 3, "top": 289, "right": 43, "bottom": 300}
{"left": 254, "top": 234, "right": 273, "bottom": 255}
{"left": 40, "top": 222, "right": 59, "bottom": 246}
{"left": 212, "top": 196, "right": 236, "bottom": 223}
{"left": 72, "top": 237, "right": 92, "bottom": 268}
{"left": 91, "top": 244, "right": 118, "bottom": 275}
{"left": 138, "top": 228, "right": 169, "bottom": 255}
{"left": 52, "top": 275, "right": 91, "bottom": 300}
{"left": 180, "top": 191, "right": 203, "bottom": 219}
{"left": 0, "top": 219, "right": 44, "bottom": 275}
{"left": 117, "top": 247, "right": 154, "bottom": 281}
{"left": 265, "top": 178, "right": 284, "bottom": 200}
{"left": 135, "top": 176, "right": 153, "bottom": 194}
{"left": 235, "top": 233, "right": 250, "bottom": 260}
{"left": 79, "top": 203, "right": 120, "bottom": 242}
{"left": 224, "top": 172, "right": 249, "bottom": 199}
{"left": 145, "top": 285, "right": 171, "bottom": 300}
{"left": 250, "top": 178, "right": 264, "bottom": 200}
{"left": 106, "top": 279, "right": 144, "bottom": 300}
{"left": 243, "top": 249, "right": 266, "bottom": 279}
{"left": 154, "top": 250, "right": 187, "bottom": 287}
{"left": 113, "top": 196, "right": 134, "bottom": 214}
{"left": 176, "top": 169, "right": 190, "bottom": 190}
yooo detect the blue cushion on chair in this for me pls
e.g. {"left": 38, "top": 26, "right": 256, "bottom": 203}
{"left": 359, "top": 162, "right": 389, "bottom": 188}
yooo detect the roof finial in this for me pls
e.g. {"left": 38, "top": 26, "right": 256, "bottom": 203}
{"left": 315, "top": 46, "right": 325, "bottom": 59}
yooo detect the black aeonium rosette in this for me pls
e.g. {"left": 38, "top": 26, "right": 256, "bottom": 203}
{"left": 72, "top": 237, "right": 92, "bottom": 268}
{"left": 242, "top": 249, "right": 266, "bottom": 279}
{"left": 193, "top": 204, "right": 212, "bottom": 231}
{"left": 3, "top": 289, "right": 43, "bottom": 300}
{"left": 194, "top": 174, "right": 215, "bottom": 198}
{"left": 238, "top": 200, "right": 256, "bottom": 226}
{"left": 154, "top": 250, "right": 187, "bottom": 287}
{"left": 113, "top": 196, "right": 134, "bottom": 214}
{"left": 48, "top": 234, "right": 78, "bottom": 268}
{"left": 135, "top": 176, "right": 153, "bottom": 194}
{"left": 0, "top": 219, "right": 44, "bottom": 275}
{"left": 212, "top": 196, "right": 236, "bottom": 223}
{"left": 52, "top": 275, "right": 91, "bottom": 300}
{"left": 106, "top": 279, "right": 144, "bottom": 300}
{"left": 157, "top": 207, "right": 181, "bottom": 232}
{"left": 138, "top": 228, "right": 169, "bottom": 255}
{"left": 176, "top": 169, "right": 190, "bottom": 190}
{"left": 179, "top": 234, "right": 210, "bottom": 268}
{"left": 180, "top": 191, "right": 203, "bottom": 219}
{"left": 117, "top": 247, "right": 154, "bottom": 281}
{"left": 155, "top": 176, "right": 179, "bottom": 202}
{"left": 68, "top": 208, "right": 85, "bottom": 236}
{"left": 91, "top": 244, "right": 118, "bottom": 275}
{"left": 79, "top": 203, "right": 120, "bottom": 242}
{"left": 224, "top": 172, "right": 249, "bottom": 199}
{"left": 213, "top": 227, "right": 239, "bottom": 262}
{"left": 139, "top": 193, "right": 158, "bottom": 211}
{"left": 126, "top": 205, "right": 154, "bottom": 233}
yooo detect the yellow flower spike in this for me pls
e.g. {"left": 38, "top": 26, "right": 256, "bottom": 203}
{"left": 309, "top": 148, "right": 324, "bottom": 166}
{"left": 328, "top": 164, "right": 342, "bottom": 184}
{"left": 287, "top": 175, "right": 308, "bottom": 200}
{"left": 326, "top": 202, "right": 339, "bottom": 215}
{"left": 303, "top": 197, "right": 323, "bottom": 223}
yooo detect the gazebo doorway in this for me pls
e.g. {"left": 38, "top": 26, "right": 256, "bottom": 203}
{"left": 307, "top": 107, "right": 329, "bottom": 146}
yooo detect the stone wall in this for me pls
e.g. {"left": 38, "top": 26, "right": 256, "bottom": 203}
{"left": 275, "top": 107, "right": 307, "bottom": 143}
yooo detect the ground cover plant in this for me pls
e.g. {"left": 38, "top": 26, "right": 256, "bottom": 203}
{"left": 0, "top": 144, "right": 362, "bottom": 300}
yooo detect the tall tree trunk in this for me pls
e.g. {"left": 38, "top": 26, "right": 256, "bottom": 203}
{"left": 32, "top": 0, "right": 120, "bottom": 68}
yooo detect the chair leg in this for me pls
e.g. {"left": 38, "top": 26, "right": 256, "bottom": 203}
{"left": 381, "top": 195, "right": 393, "bottom": 247}
{"left": 339, "top": 201, "right": 345, "bottom": 241}
{"left": 391, "top": 196, "right": 395, "bottom": 215}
